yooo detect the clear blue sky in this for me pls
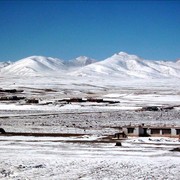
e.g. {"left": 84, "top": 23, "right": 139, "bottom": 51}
{"left": 0, "top": 0, "right": 180, "bottom": 61}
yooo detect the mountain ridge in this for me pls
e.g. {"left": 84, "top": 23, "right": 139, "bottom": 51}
{"left": 0, "top": 52, "right": 179, "bottom": 78}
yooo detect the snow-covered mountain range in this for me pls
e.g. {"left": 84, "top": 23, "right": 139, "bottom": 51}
{"left": 0, "top": 56, "right": 66, "bottom": 76}
{"left": 0, "top": 52, "right": 180, "bottom": 78}
{"left": 72, "top": 52, "right": 180, "bottom": 78}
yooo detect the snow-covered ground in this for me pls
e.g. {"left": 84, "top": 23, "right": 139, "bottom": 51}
{"left": 0, "top": 135, "right": 179, "bottom": 180}
{"left": 0, "top": 52, "right": 180, "bottom": 179}
{"left": 0, "top": 75, "right": 180, "bottom": 111}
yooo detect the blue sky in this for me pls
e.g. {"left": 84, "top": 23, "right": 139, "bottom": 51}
{"left": 0, "top": 0, "right": 180, "bottom": 61}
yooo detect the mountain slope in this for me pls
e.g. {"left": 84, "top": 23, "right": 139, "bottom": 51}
{"left": 0, "top": 56, "right": 97, "bottom": 75}
{"left": 0, "top": 52, "right": 179, "bottom": 78}
{"left": 0, "top": 61, "right": 11, "bottom": 68}
{"left": 0, "top": 56, "right": 66, "bottom": 75}
{"left": 71, "top": 52, "right": 180, "bottom": 78}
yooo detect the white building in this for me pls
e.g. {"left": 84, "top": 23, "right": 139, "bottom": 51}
{"left": 121, "top": 124, "right": 180, "bottom": 138}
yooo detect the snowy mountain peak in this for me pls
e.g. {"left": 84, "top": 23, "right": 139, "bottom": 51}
{"left": 66, "top": 56, "right": 96, "bottom": 67}
{"left": 112, "top": 52, "right": 142, "bottom": 61}
{"left": 75, "top": 56, "right": 96, "bottom": 65}
{"left": 0, "top": 55, "right": 65, "bottom": 75}
{"left": 117, "top": 52, "right": 129, "bottom": 56}
{"left": 76, "top": 56, "right": 89, "bottom": 60}
{"left": 0, "top": 53, "right": 180, "bottom": 79}
{"left": 72, "top": 52, "right": 180, "bottom": 79}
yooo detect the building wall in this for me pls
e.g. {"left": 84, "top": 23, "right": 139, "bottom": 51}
{"left": 122, "top": 127, "right": 139, "bottom": 136}
{"left": 134, "top": 127, "right": 140, "bottom": 136}
{"left": 122, "top": 126, "right": 180, "bottom": 138}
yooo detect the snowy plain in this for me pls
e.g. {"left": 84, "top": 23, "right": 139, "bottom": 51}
{"left": 0, "top": 52, "right": 180, "bottom": 179}
{"left": 0, "top": 135, "right": 180, "bottom": 180}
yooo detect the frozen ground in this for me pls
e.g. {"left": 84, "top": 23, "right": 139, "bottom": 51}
{"left": 0, "top": 75, "right": 180, "bottom": 179}
{"left": 0, "top": 136, "right": 180, "bottom": 180}
{"left": 0, "top": 75, "right": 180, "bottom": 110}
{"left": 0, "top": 110, "right": 180, "bottom": 135}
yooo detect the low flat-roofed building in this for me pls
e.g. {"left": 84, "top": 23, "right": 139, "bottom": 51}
{"left": 121, "top": 124, "right": 180, "bottom": 138}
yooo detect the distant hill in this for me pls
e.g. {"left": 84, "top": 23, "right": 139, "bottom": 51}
{"left": 0, "top": 56, "right": 66, "bottom": 75}
{"left": 65, "top": 56, "right": 97, "bottom": 68}
{"left": 0, "top": 52, "right": 180, "bottom": 78}
{"left": 71, "top": 52, "right": 180, "bottom": 78}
